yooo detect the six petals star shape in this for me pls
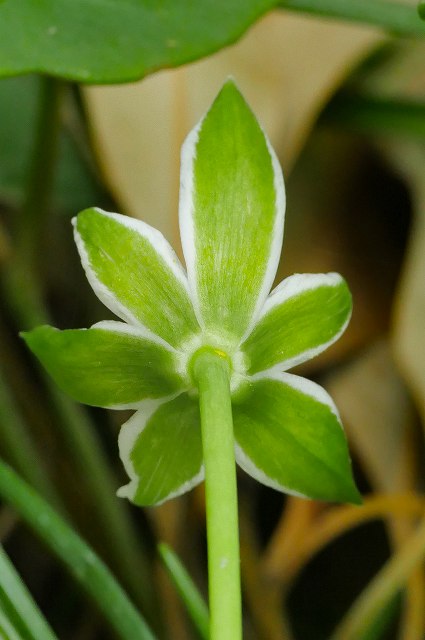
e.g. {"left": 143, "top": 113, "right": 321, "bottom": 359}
{"left": 24, "top": 81, "right": 360, "bottom": 507}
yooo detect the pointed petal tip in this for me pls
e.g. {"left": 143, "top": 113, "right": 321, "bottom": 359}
{"left": 205, "top": 77, "right": 251, "bottom": 120}
{"left": 334, "top": 479, "right": 362, "bottom": 506}
{"left": 217, "top": 76, "right": 248, "bottom": 106}
{"left": 20, "top": 329, "right": 34, "bottom": 345}
{"left": 20, "top": 324, "right": 55, "bottom": 344}
{"left": 222, "top": 76, "right": 240, "bottom": 92}
{"left": 310, "top": 480, "right": 362, "bottom": 505}
{"left": 347, "top": 485, "right": 363, "bottom": 506}
{"left": 74, "top": 206, "right": 98, "bottom": 226}
{"left": 74, "top": 206, "right": 111, "bottom": 228}
{"left": 116, "top": 482, "right": 135, "bottom": 501}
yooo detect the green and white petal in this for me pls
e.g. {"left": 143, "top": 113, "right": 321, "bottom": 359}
{"left": 233, "top": 373, "right": 360, "bottom": 504}
{"left": 118, "top": 393, "right": 203, "bottom": 506}
{"left": 242, "top": 273, "right": 352, "bottom": 374}
{"left": 73, "top": 207, "right": 199, "bottom": 348}
{"left": 179, "top": 79, "right": 285, "bottom": 343}
{"left": 22, "top": 322, "right": 185, "bottom": 409}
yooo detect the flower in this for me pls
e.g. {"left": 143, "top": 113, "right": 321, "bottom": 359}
{"left": 23, "top": 80, "right": 360, "bottom": 506}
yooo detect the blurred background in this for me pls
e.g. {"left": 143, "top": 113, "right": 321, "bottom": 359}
{"left": 1, "top": 3, "right": 425, "bottom": 639}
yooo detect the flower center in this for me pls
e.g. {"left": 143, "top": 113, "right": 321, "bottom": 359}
{"left": 177, "top": 332, "right": 248, "bottom": 395}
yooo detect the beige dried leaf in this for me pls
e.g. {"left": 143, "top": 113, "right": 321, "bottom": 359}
{"left": 84, "top": 10, "right": 383, "bottom": 248}
{"left": 388, "top": 143, "right": 425, "bottom": 421}
{"left": 325, "top": 340, "right": 415, "bottom": 493}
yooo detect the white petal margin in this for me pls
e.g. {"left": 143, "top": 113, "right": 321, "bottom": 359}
{"left": 73, "top": 208, "right": 192, "bottom": 329}
{"left": 91, "top": 320, "right": 183, "bottom": 410}
{"left": 117, "top": 397, "right": 204, "bottom": 505}
{"left": 92, "top": 319, "right": 177, "bottom": 355}
{"left": 179, "top": 118, "right": 203, "bottom": 324}
{"left": 235, "top": 371, "right": 343, "bottom": 498}
{"left": 253, "top": 272, "right": 351, "bottom": 373}
{"left": 262, "top": 272, "right": 345, "bottom": 318}
{"left": 235, "top": 443, "right": 308, "bottom": 499}
{"left": 179, "top": 87, "right": 285, "bottom": 333}
{"left": 242, "top": 136, "right": 286, "bottom": 339}
{"left": 261, "top": 371, "right": 343, "bottom": 421}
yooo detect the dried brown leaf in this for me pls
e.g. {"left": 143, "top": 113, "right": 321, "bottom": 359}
{"left": 84, "top": 11, "right": 382, "bottom": 247}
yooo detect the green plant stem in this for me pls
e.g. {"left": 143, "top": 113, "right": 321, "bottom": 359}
{"left": 48, "top": 386, "right": 159, "bottom": 612}
{"left": 1, "top": 294, "right": 158, "bottom": 622}
{"left": 0, "top": 605, "right": 24, "bottom": 640}
{"left": 0, "top": 545, "right": 59, "bottom": 640}
{"left": 16, "top": 75, "right": 63, "bottom": 267}
{"left": 0, "top": 72, "right": 158, "bottom": 621}
{"left": 158, "top": 543, "right": 209, "bottom": 640}
{"left": 0, "top": 363, "right": 59, "bottom": 506}
{"left": 193, "top": 349, "right": 242, "bottom": 640}
{"left": 3, "top": 78, "right": 63, "bottom": 327}
{"left": 279, "top": 0, "right": 425, "bottom": 37}
{"left": 0, "top": 459, "right": 156, "bottom": 640}
{"left": 321, "top": 93, "right": 425, "bottom": 139}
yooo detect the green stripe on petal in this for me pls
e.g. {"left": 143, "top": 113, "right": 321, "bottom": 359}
{"left": 22, "top": 323, "right": 185, "bottom": 409}
{"left": 74, "top": 208, "right": 199, "bottom": 348}
{"left": 242, "top": 273, "right": 352, "bottom": 374}
{"left": 118, "top": 393, "right": 203, "bottom": 506}
{"left": 233, "top": 373, "right": 360, "bottom": 504}
{"left": 180, "top": 79, "right": 285, "bottom": 343}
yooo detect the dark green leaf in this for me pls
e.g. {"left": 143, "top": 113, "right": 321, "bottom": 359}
{"left": 0, "top": 75, "right": 100, "bottom": 211}
{"left": 0, "top": 1, "right": 276, "bottom": 84}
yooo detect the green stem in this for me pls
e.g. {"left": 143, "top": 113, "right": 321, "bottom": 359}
{"left": 1, "top": 76, "right": 61, "bottom": 322}
{"left": 1, "top": 72, "right": 158, "bottom": 621}
{"left": 278, "top": 0, "right": 425, "bottom": 38}
{"left": 3, "top": 76, "right": 63, "bottom": 327}
{"left": 16, "top": 75, "right": 63, "bottom": 267}
{"left": 1, "top": 73, "right": 158, "bottom": 621}
{"left": 0, "top": 605, "right": 24, "bottom": 640}
{"left": 0, "top": 459, "right": 156, "bottom": 640}
{"left": 0, "top": 362, "right": 60, "bottom": 506}
{"left": 193, "top": 349, "right": 242, "bottom": 640}
{"left": 0, "top": 304, "right": 158, "bottom": 622}
{"left": 158, "top": 543, "right": 210, "bottom": 640}
{"left": 0, "top": 545, "right": 59, "bottom": 640}
{"left": 321, "top": 93, "right": 425, "bottom": 139}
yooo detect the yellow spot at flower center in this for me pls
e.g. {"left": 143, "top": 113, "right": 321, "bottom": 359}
{"left": 212, "top": 348, "right": 228, "bottom": 359}
{"left": 177, "top": 336, "right": 248, "bottom": 395}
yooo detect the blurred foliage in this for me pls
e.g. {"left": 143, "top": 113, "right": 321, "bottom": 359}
{"left": 0, "top": 0, "right": 276, "bottom": 83}
{"left": 1, "top": 3, "right": 425, "bottom": 640}
{"left": 0, "top": 76, "right": 101, "bottom": 212}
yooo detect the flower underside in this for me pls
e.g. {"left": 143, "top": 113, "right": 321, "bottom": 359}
{"left": 23, "top": 80, "right": 360, "bottom": 507}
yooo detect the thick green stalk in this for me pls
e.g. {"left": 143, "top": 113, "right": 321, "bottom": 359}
{"left": 279, "top": 0, "right": 425, "bottom": 37}
{"left": 193, "top": 349, "right": 242, "bottom": 640}
{"left": 0, "top": 460, "right": 156, "bottom": 640}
